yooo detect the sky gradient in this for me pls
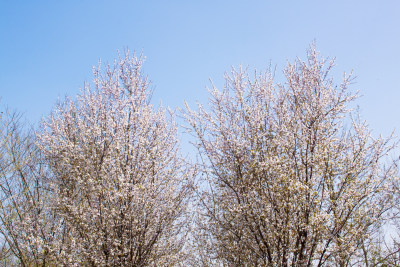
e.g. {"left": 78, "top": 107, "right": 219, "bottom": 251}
{"left": 1, "top": 1, "right": 399, "bottom": 139}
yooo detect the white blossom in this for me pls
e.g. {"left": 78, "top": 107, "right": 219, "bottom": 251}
{"left": 185, "top": 45, "right": 398, "bottom": 266}
{"left": 37, "top": 52, "right": 194, "bottom": 266}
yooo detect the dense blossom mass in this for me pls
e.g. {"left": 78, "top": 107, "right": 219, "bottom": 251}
{"left": 1, "top": 52, "right": 193, "bottom": 266}
{"left": 0, "top": 47, "right": 398, "bottom": 266}
{"left": 185, "top": 46, "right": 398, "bottom": 266}
{"left": 39, "top": 53, "right": 194, "bottom": 266}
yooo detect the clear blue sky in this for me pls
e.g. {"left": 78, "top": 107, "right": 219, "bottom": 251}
{"left": 0, "top": 1, "right": 399, "bottom": 138}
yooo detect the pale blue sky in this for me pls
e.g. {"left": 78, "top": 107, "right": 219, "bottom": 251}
{"left": 0, "top": 1, "right": 399, "bottom": 138}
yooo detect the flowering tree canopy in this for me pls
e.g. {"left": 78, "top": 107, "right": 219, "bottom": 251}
{"left": 185, "top": 46, "right": 398, "bottom": 266}
{"left": 0, "top": 46, "right": 398, "bottom": 266}
{"left": 0, "top": 107, "right": 63, "bottom": 267}
{"left": 37, "top": 52, "right": 193, "bottom": 266}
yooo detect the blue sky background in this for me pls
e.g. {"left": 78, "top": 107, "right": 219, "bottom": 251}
{"left": 0, "top": 1, "right": 399, "bottom": 141}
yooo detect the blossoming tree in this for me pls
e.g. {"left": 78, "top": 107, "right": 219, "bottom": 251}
{"left": 0, "top": 109, "right": 59, "bottom": 266}
{"left": 185, "top": 46, "right": 398, "bottom": 266}
{"left": 37, "top": 52, "right": 193, "bottom": 266}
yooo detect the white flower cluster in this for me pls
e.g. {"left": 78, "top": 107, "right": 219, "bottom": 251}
{"left": 0, "top": 46, "right": 398, "bottom": 266}
{"left": 184, "top": 46, "right": 399, "bottom": 266}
